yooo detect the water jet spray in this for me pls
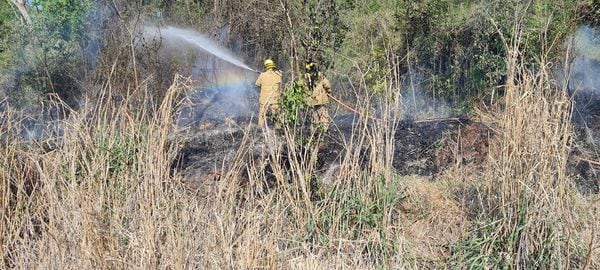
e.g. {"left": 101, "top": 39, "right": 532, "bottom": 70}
{"left": 144, "top": 26, "right": 257, "bottom": 72}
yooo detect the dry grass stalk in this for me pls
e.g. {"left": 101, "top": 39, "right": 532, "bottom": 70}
{"left": 449, "top": 20, "right": 600, "bottom": 269}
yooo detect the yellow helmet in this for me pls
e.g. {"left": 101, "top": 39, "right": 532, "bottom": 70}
{"left": 305, "top": 62, "right": 317, "bottom": 72}
{"left": 264, "top": 59, "right": 276, "bottom": 69}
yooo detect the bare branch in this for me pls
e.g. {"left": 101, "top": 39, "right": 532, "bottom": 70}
{"left": 8, "top": 0, "right": 31, "bottom": 25}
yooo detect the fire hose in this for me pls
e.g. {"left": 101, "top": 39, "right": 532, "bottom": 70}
{"left": 327, "top": 94, "right": 381, "bottom": 122}
{"left": 576, "top": 156, "right": 600, "bottom": 167}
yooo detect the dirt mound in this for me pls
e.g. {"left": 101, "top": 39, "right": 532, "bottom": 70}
{"left": 435, "top": 122, "right": 491, "bottom": 170}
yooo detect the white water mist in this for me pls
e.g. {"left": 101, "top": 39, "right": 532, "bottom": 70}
{"left": 143, "top": 26, "right": 256, "bottom": 72}
{"left": 142, "top": 25, "right": 259, "bottom": 127}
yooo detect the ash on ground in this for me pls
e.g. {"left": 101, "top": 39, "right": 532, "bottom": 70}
{"left": 173, "top": 117, "right": 493, "bottom": 189}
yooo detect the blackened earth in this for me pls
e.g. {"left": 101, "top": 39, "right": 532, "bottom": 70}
{"left": 174, "top": 115, "right": 599, "bottom": 194}
{"left": 174, "top": 116, "right": 493, "bottom": 186}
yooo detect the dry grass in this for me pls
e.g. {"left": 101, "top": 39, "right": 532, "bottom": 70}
{"left": 0, "top": 71, "right": 413, "bottom": 269}
{"left": 2, "top": 27, "right": 599, "bottom": 270}
{"left": 449, "top": 21, "right": 600, "bottom": 269}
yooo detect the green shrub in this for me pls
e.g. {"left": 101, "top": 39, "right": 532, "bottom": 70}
{"left": 281, "top": 80, "right": 309, "bottom": 126}
{"left": 330, "top": 0, "right": 580, "bottom": 108}
{"left": 0, "top": 1, "right": 16, "bottom": 70}
{"left": 3, "top": 0, "right": 95, "bottom": 107}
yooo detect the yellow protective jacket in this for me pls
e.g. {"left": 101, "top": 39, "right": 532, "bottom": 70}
{"left": 255, "top": 69, "right": 283, "bottom": 105}
{"left": 305, "top": 72, "right": 331, "bottom": 106}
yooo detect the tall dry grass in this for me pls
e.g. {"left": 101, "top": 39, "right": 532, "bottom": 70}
{"left": 450, "top": 20, "right": 599, "bottom": 269}
{"left": 1, "top": 22, "right": 599, "bottom": 270}
{"left": 195, "top": 56, "right": 416, "bottom": 268}
{"left": 0, "top": 66, "right": 421, "bottom": 269}
{"left": 1, "top": 76, "right": 206, "bottom": 269}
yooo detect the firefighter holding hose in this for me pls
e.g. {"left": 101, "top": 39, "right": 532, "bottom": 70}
{"left": 305, "top": 62, "right": 332, "bottom": 129}
{"left": 255, "top": 59, "right": 283, "bottom": 128}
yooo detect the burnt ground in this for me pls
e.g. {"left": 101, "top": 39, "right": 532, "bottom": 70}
{"left": 1, "top": 94, "right": 491, "bottom": 184}
{"left": 174, "top": 113, "right": 600, "bottom": 194}
{"left": 569, "top": 95, "right": 600, "bottom": 194}
{"left": 174, "top": 116, "right": 494, "bottom": 187}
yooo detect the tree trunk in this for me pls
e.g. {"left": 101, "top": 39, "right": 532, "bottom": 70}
{"left": 8, "top": 0, "right": 31, "bottom": 25}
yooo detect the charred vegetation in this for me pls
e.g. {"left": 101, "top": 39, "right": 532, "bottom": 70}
{"left": 1, "top": 0, "right": 600, "bottom": 269}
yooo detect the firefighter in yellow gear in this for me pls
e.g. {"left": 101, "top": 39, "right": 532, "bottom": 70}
{"left": 305, "top": 62, "right": 332, "bottom": 128}
{"left": 255, "top": 59, "right": 283, "bottom": 128}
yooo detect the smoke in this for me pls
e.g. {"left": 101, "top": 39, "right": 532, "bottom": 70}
{"left": 561, "top": 25, "right": 600, "bottom": 120}
{"left": 400, "top": 67, "right": 453, "bottom": 119}
{"left": 81, "top": 4, "right": 106, "bottom": 72}
{"left": 569, "top": 25, "right": 600, "bottom": 96}
{"left": 142, "top": 25, "right": 259, "bottom": 127}
{"left": 179, "top": 60, "right": 258, "bottom": 127}
{"left": 0, "top": 1, "right": 106, "bottom": 140}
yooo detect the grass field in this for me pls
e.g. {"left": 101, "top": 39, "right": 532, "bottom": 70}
{"left": 2, "top": 31, "right": 599, "bottom": 270}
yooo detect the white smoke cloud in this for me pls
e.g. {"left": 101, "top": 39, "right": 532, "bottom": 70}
{"left": 400, "top": 67, "right": 453, "bottom": 119}
{"left": 570, "top": 26, "right": 600, "bottom": 95}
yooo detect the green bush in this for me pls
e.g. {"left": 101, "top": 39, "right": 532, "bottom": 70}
{"left": 329, "top": 0, "right": 580, "bottom": 107}
{"left": 2, "top": 0, "right": 94, "bottom": 107}
{"left": 281, "top": 80, "right": 309, "bottom": 125}
{"left": 0, "top": 1, "right": 16, "bottom": 70}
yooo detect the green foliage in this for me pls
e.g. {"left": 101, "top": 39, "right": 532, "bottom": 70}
{"left": 29, "top": 0, "right": 94, "bottom": 66}
{"left": 281, "top": 80, "right": 309, "bottom": 125}
{"left": 71, "top": 131, "right": 140, "bottom": 182}
{"left": 331, "top": 0, "right": 581, "bottom": 107}
{"left": 306, "top": 175, "right": 405, "bottom": 261}
{"left": 395, "top": 0, "right": 505, "bottom": 101}
{"left": 31, "top": 0, "right": 92, "bottom": 43}
{"left": 335, "top": 2, "right": 401, "bottom": 93}
{"left": 7, "top": 0, "right": 95, "bottom": 107}
{"left": 521, "top": 0, "right": 579, "bottom": 63}
{"left": 450, "top": 200, "right": 564, "bottom": 269}
{"left": 1, "top": 0, "right": 585, "bottom": 111}
{"left": 450, "top": 220, "right": 511, "bottom": 269}
{"left": 0, "top": 1, "right": 16, "bottom": 69}
{"left": 97, "top": 134, "right": 139, "bottom": 176}
{"left": 291, "top": 0, "right": 347, "bottom": 66}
